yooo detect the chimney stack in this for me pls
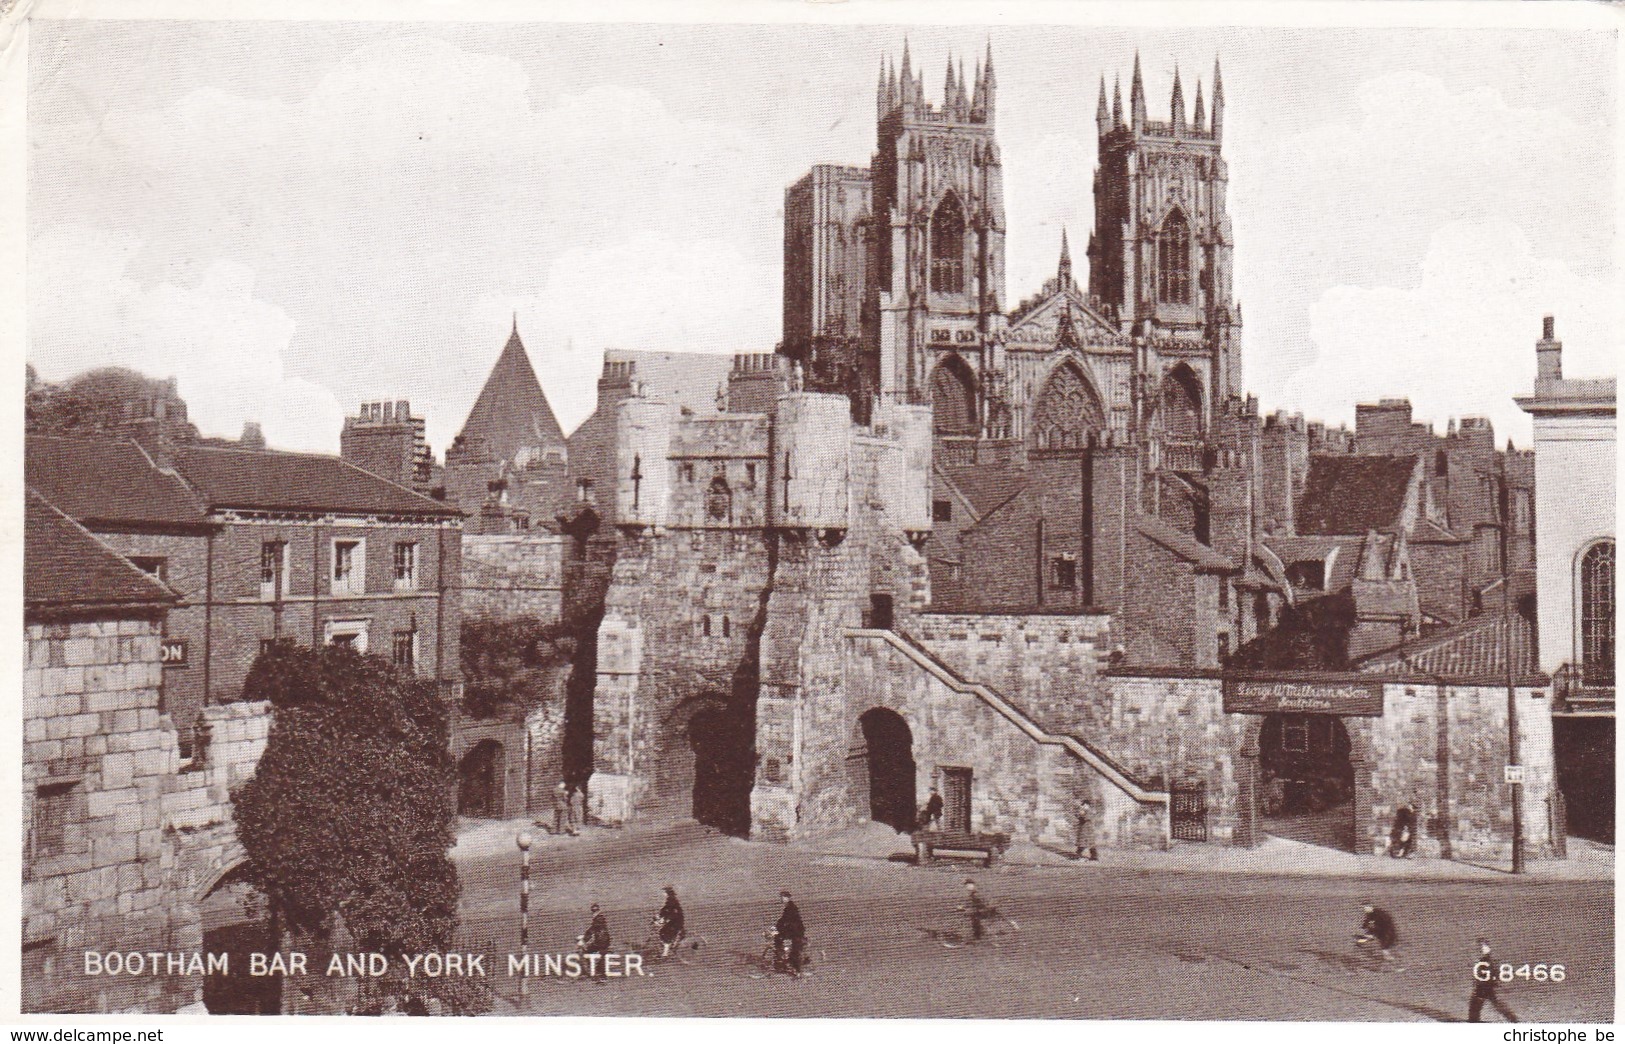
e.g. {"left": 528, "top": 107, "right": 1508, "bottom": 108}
{"left": 1536, "top": 314, "right": 1563, "bottom": 382}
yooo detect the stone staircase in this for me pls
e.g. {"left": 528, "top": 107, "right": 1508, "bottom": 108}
{"left": 858, "top": 628, "right": 1168, "bottom": 809}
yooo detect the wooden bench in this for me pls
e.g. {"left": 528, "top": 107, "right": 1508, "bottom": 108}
{"left": 911, "top": 830, "right": 1012, "bottom": 868}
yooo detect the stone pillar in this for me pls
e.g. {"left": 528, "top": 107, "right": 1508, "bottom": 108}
{"left": 1234, "top": 728, "right": 1260, "bottom": 848}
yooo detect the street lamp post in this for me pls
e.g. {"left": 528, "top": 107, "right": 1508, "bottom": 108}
{"left": 516, "top": 831, "right": 532, "bottom": 998}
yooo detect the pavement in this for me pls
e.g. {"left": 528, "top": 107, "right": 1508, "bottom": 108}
{"left": 444, "top": 815, "right": 1614, "bottom": 1021}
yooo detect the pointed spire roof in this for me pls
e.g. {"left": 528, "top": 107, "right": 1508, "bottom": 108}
{"left": 454, "top": 320, "right": 567, "bottom": 461}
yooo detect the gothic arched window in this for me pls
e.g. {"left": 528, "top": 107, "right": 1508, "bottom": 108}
{"left": 929, "top": 358, "right": 978, "bottom": 436}
{"left": 1030, "top": 362, "right": 1105, "bottom": 450}
{"left": 1156, "top": 209, "right": 1192, "bottom": 305}
{"left": 1580, "top": 540, "right": 1614, "bottom": 686}
{"left": 1158, "top": 365, "right": 1204, "bottom": 441}
{"left": 706, "top": 473, "right": 733, "bottom": 523}
{"left": 931, "top": 193, "right": 966, "bottom": 294}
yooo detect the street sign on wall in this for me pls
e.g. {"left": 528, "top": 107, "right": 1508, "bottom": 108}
{"left": 160, "top": 638, "right": 188, "bottom": 667}
{"left": 1222, "top": 677, "right": 1385, "bottom": 716}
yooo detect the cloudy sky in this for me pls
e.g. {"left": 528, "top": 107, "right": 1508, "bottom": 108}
{"left": 25, "top": 17, "right": 1620, "bottom": 454}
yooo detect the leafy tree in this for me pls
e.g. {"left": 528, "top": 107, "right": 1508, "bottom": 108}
{"left": 459, "top": 615, "right": 575, "bottom": 720}
{"left": 233, "top": 643, "right": 486, "bottom": 1013}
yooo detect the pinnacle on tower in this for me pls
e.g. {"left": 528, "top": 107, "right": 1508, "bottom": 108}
{"left": 1212, "top": 55, "right": 1225, "bottom": 141}
{"left": 888, "top": 58, "right": 898, "bottom": 115}
{"left": 1193, "top": 80, "right": 1206, "bottom": 133}
{"left": 1058, "top": 227, "right": 1073, "bottom": 288}
{"left": 1171, "top": 64, "right": 1186, "bottom": 133}
{"left": 1130, "top": 51, "right": 1146, "bottom": 130}
{"left": 957, "top": 57, "right": 969, "bottom": 115}
{"left": 1112, "top": 74, "right": 1123, "bottom": 128}
{"left": 901, "top": 39, "right": 914, "bottom": 109}
{"left": 1096, "top": 75, "right": 1111, "bottom": 137}
{"left": 944, "top": 56, "right": 956, "bottom": 111}
{"left": 982, "top": 39, "right": 997, "bottom": 120}
{"left": 877, "top": 57, "right": 889, "bottom": 122}
{"left": 971, "top": 55, "right": 984, "bottom": 117}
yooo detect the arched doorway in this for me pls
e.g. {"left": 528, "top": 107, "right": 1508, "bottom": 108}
{"left": 200, "top": 865, "right": 281, "bottom": 1014}
{"left": 688, "top": 701, "right": 754, "bottom": 837}
{"left": 858, "top": 708, "right": 916, "bottom": 831}
{"left": 1258, "top": 714, "right": 1357, "bottom": 851}
{"left": 457, "top": 740, "right": 504, "bottom": 819}
{"left": 929, "top": 357, "right": 978, "bottom": 436}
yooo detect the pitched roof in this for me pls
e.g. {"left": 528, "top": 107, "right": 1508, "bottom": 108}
{"left": 26, "top": 490, "right": 178, "bottom": 614}
{"left": 1134, "top": 513, "right": 1235, "bottom": 573}
{"left": 453, "top": 323, "right": 567, "bottom": 460}
{"left": 172, "top": 445, "right": 460, "bottom": 517}
{"left": 1296, "top": 454, "right": 1417, "bottom": 536}
{"left": 26, "top": 435, "right": 209, "bottom": 528}
{"left": 1358, "top": 609, "right": 1539, "bottom": 682}
{"left": 937, "top": 464, "right": 1027, "bottom": 521}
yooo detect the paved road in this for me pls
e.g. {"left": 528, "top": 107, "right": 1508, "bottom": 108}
{"left": 448, "top": 824, "right": 1613, "bottom": 1022}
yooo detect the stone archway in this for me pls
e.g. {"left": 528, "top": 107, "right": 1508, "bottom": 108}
{"left": 1240, "top": 715, "right": 1372, "bottom": 853}
{"left": 857, "top": 708, "right": 917, "bottom": 832}
{"left": 929, "top": 356, "right": 978, "bottom": 436}
{"left": 199, "top": 864, "right": 280, "bottom": 1015}
{"left": 457, "top": 740, "right": 504, "bottom": 819}
{"left": 687, "top": 700, "right": 755, "bottom": 836}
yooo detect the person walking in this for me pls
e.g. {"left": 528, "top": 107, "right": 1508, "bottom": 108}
{"left": 1388, "top": 799, "right": 1418, "bottom": 858}
{"left": 773, "top": 890, "right": 806, "bottom": 976}
{"left": 1074, "top": 798, "right": 1099, "bottom": 860}
{"left": 552, "top": 780, "right": 577, "bottom": 836}
{"left": 574, "top": 779, "right": 591, "bottom": 829}
{"left": 919, "top": 787, "right": 944, "bottom": 831}
{"left": 1469, "top": 937, "right": 1519, "bottom": 1022}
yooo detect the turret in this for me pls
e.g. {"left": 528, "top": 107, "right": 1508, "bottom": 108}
{"left": 1096, "top": 76, "right": 1111, "bottom": 137}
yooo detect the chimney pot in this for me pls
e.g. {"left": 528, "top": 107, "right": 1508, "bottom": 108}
{"left": 1542, "top": 315, "right": 1555, "bottom": 340}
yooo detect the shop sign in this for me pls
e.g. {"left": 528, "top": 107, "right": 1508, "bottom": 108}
{"left": 1222, "top": 677, "right": 1384, "bottom": 716}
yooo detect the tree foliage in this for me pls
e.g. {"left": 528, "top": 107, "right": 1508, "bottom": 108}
{"left": 459, "top": 615, "right": 575, "bottom": 720}
{"left": 233, "top": 643, "right": 480, "bottom": 1010}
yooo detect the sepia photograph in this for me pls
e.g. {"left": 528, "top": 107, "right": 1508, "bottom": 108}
{"left": 6, "top": 0, "right": 1618, "bottom": 1032}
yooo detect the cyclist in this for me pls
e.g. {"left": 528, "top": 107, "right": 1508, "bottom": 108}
{"left": 771, "top": 890, "right": 806, "bottom": 976}
{"left": 654, "top": 885, "right": 686, "bottom": 958}
{"left": 1355, "top": 900, "right": 1399, "bottom": 968}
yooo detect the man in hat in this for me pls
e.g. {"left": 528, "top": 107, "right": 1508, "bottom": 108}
{"left": 1355, "top": 900, "right": 1399, "bottom": 968}
{"left": 919, "top": 786, "right": 944, "bottom": 831}
{"left": 580, "top": 902, "right": 611, "bottom": 982}
{"left": 773, "top": 890, "right": 806, "bottom": 975}
{"left": 1469, "top": 936, "right": 1519, "bottom": 1022}
{"left": 959, "top": 878, "right": 996, "bottom": 943}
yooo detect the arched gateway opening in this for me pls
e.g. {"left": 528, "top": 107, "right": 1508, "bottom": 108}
{"left": 1258, "top": 714, "right": 1358, "bottom": 851}
{"left": 858, "top": 708, "right": 916, "bottom": 832}
{"left": 457, "top": 740, "right": 504, "bottom": 819}
{"left": 200, "top": 865, "right": 280, "bottom": 1015}
{"left": 687, "top": 701, "right": 755, "bottom": 837}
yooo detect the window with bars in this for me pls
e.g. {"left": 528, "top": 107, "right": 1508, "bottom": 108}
{"left": 930, "top": 193, "right": 967, "bottom": 294}
{"left": 1580, "top": 540, "right": 1615, "bottom": 687}
{"left": 393, "top": 542, "right": 418, "bottom": 590}
{"left": 1281, "top": 715, "right": 1310, "bottom": 754}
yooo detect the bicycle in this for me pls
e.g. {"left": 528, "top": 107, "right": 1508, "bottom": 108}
{"left": 1353, "top": 931, "right": 1402, "bottom": 972}
{"left": 745, "top": 929, "right": 817, "bottom": 979}
{"left": 639, "top": 915, "right": 706, "bottom": 964}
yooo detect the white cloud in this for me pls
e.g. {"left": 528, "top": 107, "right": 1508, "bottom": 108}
{"left": 1274, "top": 220, "right": 1620, "bottom": 446}
{"left": 29, "top": 225, "right": 345, "bottom": 453}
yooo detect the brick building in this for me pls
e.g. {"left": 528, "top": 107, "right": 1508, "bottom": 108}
{"left": 27, "top": 435, "right": 464, "bottom": 749}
